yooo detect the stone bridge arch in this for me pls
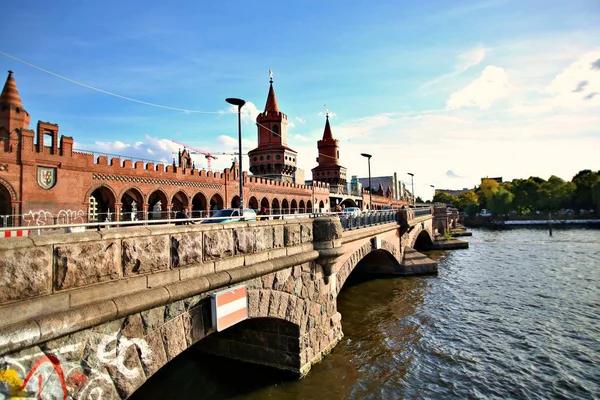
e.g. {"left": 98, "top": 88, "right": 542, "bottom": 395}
{"left": 334, "top": 239, "right": 401, "bottom": 296}
{"left": 407, "top": 220, "right": 434, "bottom": 250}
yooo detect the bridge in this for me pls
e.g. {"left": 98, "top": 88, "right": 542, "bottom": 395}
{"left": 0, "top": 207, "right": 455, "bottom": 399}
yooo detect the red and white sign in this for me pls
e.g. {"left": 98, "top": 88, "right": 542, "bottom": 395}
{"left": 211, "top": 285, "right": 248, "bottom": 332}
{"left": 2, "top": 229, "right": 31, "bottom": 238}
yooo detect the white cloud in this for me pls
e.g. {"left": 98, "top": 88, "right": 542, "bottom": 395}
{"left": 545, "top": 49, "right": 600, "bottom": 108}
{"left": 446, "top": 65, "right": 511, "bottom": 110}
{"left": 220, "top": 101, "right": 261, "bottom": 122}
{"left": 295, "top": 117, "right": 306, "bottom": 124}
{"left": 317, "top": 111, "right": 337, "bottom": 118}
{"left": 288, "top": 121, "right": 296, "bottom": 128}
{"left": 422, "top": 46, "right": 486, "bottom": 88}
{"left": 292, "top": 133, "right": 312, "bottom": 142}
{"left": 216, "top": 135, "right": 253, "bottom": 150}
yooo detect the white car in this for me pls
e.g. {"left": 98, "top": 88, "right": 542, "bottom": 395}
{"left": 342, "top": 207, "right": 361, "bottom": 217}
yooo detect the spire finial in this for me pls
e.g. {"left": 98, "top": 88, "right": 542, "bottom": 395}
{"left": 269, "top": 69, "right": 273, "bottom": 84}
{"left": 324, "top": 104, "right": 329, "bottom": 118}
{"left": 7, "top": 70, "right": 13, "bottom": 76}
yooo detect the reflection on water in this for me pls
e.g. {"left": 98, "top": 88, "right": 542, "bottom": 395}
{"left": 133, "top": 228, "right": 600, "bottom": 399}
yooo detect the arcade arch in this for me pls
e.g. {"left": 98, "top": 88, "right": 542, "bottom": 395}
{"left": 148, "top": 189, "right": 168, "bottom": 220}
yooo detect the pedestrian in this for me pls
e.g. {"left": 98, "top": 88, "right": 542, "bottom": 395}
{"left": 175, "top": 207, "right": 195, "bottom": 225}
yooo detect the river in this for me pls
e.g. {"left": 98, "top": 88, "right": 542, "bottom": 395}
{"left": 132, "top": 228, "right": 600, "bottom": 399}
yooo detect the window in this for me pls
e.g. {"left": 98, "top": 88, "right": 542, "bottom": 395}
{"left": 276, "top": 155, "right": 281, "bottom": 160}
{"left": 43, "top": 133, "right": 53, "bottom": 148}
{"left": 267, "top": 155, "right": 271, "bottom": 160}
{"left": 273, "top": 125, "right": 279, "bottom": 136}
{"left": 253, "top": 157, "right": 257, "bottom": 162}
{"left": 260, "top": 156, "right": 264, "bottom": 161}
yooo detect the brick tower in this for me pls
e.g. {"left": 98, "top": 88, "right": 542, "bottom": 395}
{"left": 248, "top": 72, "right": 297, "bottom": 182}
{"left": 311, "top": 112, "right": 347, "bottom": 187}
{"left": 0, "top": 71, "right": 31, "bottom": 136}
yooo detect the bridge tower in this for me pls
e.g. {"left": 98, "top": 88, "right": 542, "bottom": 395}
{"left": 311, "top": 112, "right": 347, "bottom": 187}
{"left": 0, "top": 70, "right": 30, "bottom": 136}
{"left": 248, "top": 71, "right": 298, "bottom": 183}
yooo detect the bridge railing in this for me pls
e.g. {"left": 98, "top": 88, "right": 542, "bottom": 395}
{"left": 338, "top": 210, "right": 398, "bottom": 230}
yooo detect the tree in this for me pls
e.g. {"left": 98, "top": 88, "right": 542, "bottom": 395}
{"left": 456, "top": 190, "right": 479, "bottom": 217}
{"left": 480, "top": 179, "right": 500, "bottom": 199}
{"left": 572, "top": 170, "right": 600, "bottom": 210}
{"left": 433, "top": 192, "right": 455, "bottom": 205}
{"left": 416, "top": 196, "right": 424, "bottom": 203}
{"left": 536, "top": 176, "right": 575, "bottom": 211}
{"left": 487, "top": 188, "right": 514, "bottom": 216}
{"left": 511, "top": 177, "right": 543, "bottom": 214}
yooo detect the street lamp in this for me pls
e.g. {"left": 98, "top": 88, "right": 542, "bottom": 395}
{"left": 361, "top": 153, "right": 372, "bottom": 210}
{"left": 226, "top": 97, "right": 246, "bottom": 217}
{"left": 407, "top": 172, "right": 415, "bottom": 206}
{"left": 430, "top": 185, "right": 435, "bottom": 202}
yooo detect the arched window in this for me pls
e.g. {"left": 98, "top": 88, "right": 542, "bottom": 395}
{"left": 272, "top": 125, "right": 279, "bottom": 137}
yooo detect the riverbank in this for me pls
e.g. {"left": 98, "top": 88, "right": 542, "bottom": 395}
{"left": 463, "top": 215, "right": 600, "bottom": 228}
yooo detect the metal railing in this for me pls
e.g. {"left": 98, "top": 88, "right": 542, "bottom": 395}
{"left": 414, "top": 207, "right": 433, "bottom": 217}
{"left": 0, "top": 207, "right": 433, "bottom": 236}
{"left": 338, "top": 210, "right": 399, "bottom": 230}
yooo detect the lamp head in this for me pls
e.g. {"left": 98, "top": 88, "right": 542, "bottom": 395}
{"left": 407, "top": 172, "right": 414, "bottom": 177}
{"left": 225, "top": 98, "right": 246, "bottom": 107}
{"left": 360, "top": 153, "right": 372, "bottom": 159}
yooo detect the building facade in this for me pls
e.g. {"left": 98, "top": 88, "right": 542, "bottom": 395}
{"left": 0, "top": 71, "right": 330, "bottom": 227}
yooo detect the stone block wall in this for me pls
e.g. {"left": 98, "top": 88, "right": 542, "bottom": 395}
{"left": 0, "top": 254, "right": 342, "bottom": 399}
{"left": 0, "top": 219, "right": 315, "bottom": 330}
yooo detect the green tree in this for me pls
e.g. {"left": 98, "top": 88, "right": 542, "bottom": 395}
{"left": 510, "top": 177, "right": 544, "bottom": 214}
{"left": 487, "top": 188, "right": 514, "bottom": 216}
{"left": 536, "top": 176, "right": 575, "bottom": 211}
{"left": 456, "top": 190, "right": 479, "bottom": 217}
{"left": 572, "top": 170, "right": 600, "bottom": 210}
{"left": 433, "top": 192, "right": 456, "bottom": 205}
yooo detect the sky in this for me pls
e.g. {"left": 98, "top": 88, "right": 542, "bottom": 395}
{"left": 1, "top": 0, "right": 599, "bottom": 200}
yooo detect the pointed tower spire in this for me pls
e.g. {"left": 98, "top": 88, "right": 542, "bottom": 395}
{"left": 0, "top": 71, "right": 24, "bottom": 109}
{"left": 0, "top": 70, "right": 30, "bottom": 132}
{"left": 322, "top": 105, "right": 334, "bottom": 141}
{"left": 264, "top": 69, "right": 279, "bottom": 112}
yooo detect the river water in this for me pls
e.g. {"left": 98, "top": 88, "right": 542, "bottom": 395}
{"left": 133, "top": 228, "right": 600, "bottom": 399}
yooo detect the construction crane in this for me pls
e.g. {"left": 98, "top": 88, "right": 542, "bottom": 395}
{"left": 171, "top": 140, "right": 217, "bottom": 170}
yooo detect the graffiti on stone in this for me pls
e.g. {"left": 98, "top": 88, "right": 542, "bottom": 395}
{"left": 22, "top": 209, "right": 85, "bottom": 226}
{"left": 0, "top": 333, "right": 152, "bottom": 399}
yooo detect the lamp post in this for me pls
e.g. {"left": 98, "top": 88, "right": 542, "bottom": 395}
{"left": 361, "top": 153, "right": 372, "bottom": 210}
{"left": 430, "top": 185, "right": 435, "bottom": 202}
{"left": 225, "top": 97, "right": 246, "bottom": 217}
{"left": 408, "top": 172, "right": 415, "bottom": 206}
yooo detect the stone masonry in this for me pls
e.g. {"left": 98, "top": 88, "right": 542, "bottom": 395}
{"left": 0, "top": 213, "right": 434, "bottom": 399}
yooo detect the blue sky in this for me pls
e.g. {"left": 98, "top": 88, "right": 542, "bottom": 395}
{"left": 1, "top": 0, "right": 599, "bottom": 199}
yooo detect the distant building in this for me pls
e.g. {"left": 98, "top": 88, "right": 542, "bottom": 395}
{"left": 357, "top": 174, "right": 407, "bottom": 201}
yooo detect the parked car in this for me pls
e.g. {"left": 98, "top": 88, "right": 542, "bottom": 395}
{"left": 201, "top": 208, "right": 257, "bottom": 224}
{"left": 342, "top": 207, "right": 361, "bottom": 217}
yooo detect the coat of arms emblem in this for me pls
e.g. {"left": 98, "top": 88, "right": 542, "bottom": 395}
{"left": 37, "top": 167, "right": 56, "bottom": 189}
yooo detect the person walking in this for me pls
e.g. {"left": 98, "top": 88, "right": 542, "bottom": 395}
{"left": 175, "top": 207, "right": 195, "bottom": 225}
